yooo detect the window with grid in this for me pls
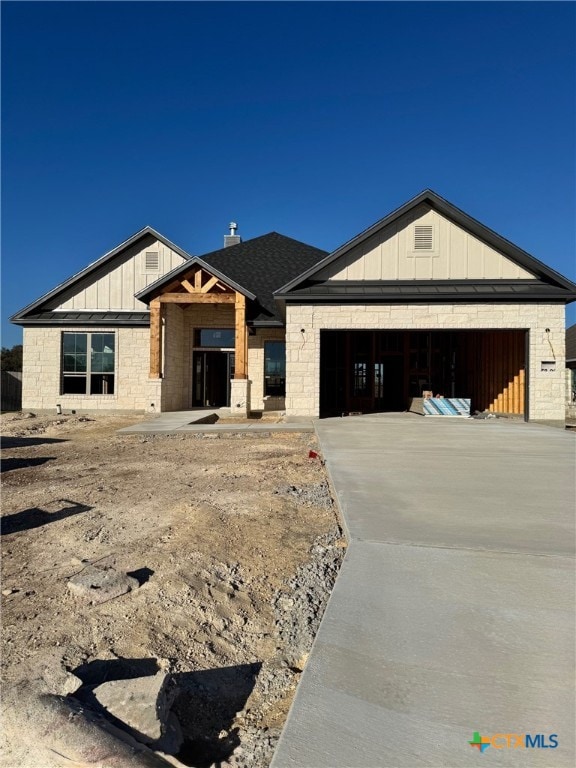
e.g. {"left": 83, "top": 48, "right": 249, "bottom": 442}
{"left": 62, "top": 332, "right": 115, "bottom": 395}
{"left": 264, "top": 341, "right": 286, "bottom": 396}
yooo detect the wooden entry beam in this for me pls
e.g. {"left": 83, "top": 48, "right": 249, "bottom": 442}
{"left": 158, "top": 292, "right": 236, "bottom": 304}
{"left": 149, "top": 299, "right": 162, "bottom": 378}
{"left": 234, "top": 292, "right": 247, "bottom": 379}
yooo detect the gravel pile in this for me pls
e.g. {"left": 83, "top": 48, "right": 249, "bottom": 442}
{"left": 273, "top": 528, "right": 345, "bottom": 669}
{"left": 274, "top": 482, "right": 333, "bottom": 509}
{"left": 230, "top": 526, "right": 345, "bottom": 767}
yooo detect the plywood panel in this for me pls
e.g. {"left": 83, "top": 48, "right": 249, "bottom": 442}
{"left": 458, "top": 330, "right": 525, "bottom": 415}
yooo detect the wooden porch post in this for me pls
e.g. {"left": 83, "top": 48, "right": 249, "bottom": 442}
{"left": 234, "top": 292, "right": 247, "bottom": 379}
{"left": 149, "top": 298, "right": 162, "bottom": 378}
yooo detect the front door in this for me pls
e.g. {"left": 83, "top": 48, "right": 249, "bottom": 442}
{"left": 193, "top": 351, "right": 235, "bottom": 407}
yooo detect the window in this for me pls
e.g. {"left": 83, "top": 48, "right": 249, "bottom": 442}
{"left": 62, "top": 333, "right": 115, "bottom": 395}
{"left": 264, "top": 341, "right": 286, "bottom": 397}
{"left": 194, "top": 329, "right": 235, "bottom": 348}
{"left": 145, "top": 251, "right": 159, "bottom": 271}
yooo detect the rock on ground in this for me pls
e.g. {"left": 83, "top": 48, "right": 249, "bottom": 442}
{"left": 92, "top": 672, "right": 182, "bottom": 753}
{"left": 1, "top": 680, "right": 174, "bottom": 768}
{"left": 67, "top": 564, "right": 140, "bottom": 604}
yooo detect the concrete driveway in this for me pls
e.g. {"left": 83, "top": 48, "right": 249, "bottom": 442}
{"left": 271, "top": 415, "right": 575, "bottom": 768}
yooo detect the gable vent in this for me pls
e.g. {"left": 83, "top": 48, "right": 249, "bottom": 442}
{"left": 414, "top": 225, "right": 433, "bottom": 250}
{"left": 145, "top": 251, "right": 159, "bottom": 271}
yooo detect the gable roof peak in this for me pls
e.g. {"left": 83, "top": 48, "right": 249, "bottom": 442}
{"left": 274, "top": 190, "right": 576, "bottom": 296}
{"left": 11, "top": 224, "right": 193, "bottom": 323}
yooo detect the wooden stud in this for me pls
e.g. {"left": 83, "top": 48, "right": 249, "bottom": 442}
{"left": 517, "top": 334, "right": 522, "bottom": 414}
{"left": 234, "top": 292, "right": 247, "bottom": 379}
{"left": 194, "top": 270, "right": 203, "bottom": 290}
{"left": 502, "top": 333, "right": 512, "bottom": 413}
{"left": 149, "top": 299, "right": 162, "bottom": 378}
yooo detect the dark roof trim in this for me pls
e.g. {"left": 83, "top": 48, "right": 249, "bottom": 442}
{"left": 279, "top": 279, "right": 575, "bottom": 304}
{"left": 134, "top": 256, "right": 256, "bottom": 303}
{"left": 14, "top": 311, "right": 151, "bottom": 326}
{"left": 275, "top": 189, "right": 576, "bottom": 295}
{"left": 249, "top": 319, "right": 285, "bottom": 328}
{"left": 10, "top": 226, "right": 192, "bottom": 322}
{"left": 283, "top": 294, "right": 571, "bottom": 304}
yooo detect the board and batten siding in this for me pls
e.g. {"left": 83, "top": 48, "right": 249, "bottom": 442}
{"left": 315, "top": 204, "right": 535, "bottom": 282}
{"left": 52, "top": 237, "right": 187, "bottom": 312}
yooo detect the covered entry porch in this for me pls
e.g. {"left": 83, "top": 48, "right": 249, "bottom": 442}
{"left": 319, "top": 329, "right": 527, "bottom": 418}
{"left": 143, "top": 261, "right": 254, "bottom": 414}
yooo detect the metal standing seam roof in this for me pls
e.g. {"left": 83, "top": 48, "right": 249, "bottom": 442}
{"left": 14, "top": 312, "right": 151, "bottom": 325}
{"left": 283, "top": 279, "right": 573, "bottom": 302}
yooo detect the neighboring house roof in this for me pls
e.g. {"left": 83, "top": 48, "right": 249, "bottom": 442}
{"left": 10, "top": 226, "right": 192, "bottom": 324}
{"left": 275, "top": 189, "right": 576, "bottom": 299}
{"left": 136, "top": 232, "right": 328, "bottom": 324}
{"left": 567, "top": 324, "right": 576, "bottom": 363}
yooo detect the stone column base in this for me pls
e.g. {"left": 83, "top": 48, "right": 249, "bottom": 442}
{"left": 230, "top": 379, "right": 251, "bottom": 417}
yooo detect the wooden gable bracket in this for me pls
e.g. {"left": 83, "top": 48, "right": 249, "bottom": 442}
{"left": 201, "top": 275, "right": 220, "bottom": 293}
{"left": 180, "top": 278, "right": 195, "bottom": 293}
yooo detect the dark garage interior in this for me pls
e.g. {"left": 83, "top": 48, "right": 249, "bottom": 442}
{"left": 319, "top": 329, "right": 526, "bottom": 418}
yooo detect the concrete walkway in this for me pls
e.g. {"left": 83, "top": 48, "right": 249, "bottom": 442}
{"left": 117, "top": 409, "right": 313, "bottom": 435}
{"left": 272, "top": 414, "right": 575, "bottom": 767}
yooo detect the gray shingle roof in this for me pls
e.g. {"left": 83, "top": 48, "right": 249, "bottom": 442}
{"left": 201, "top": 233, "right": 328, "bottom": 322}
{"left": 136, "top": 232, "right": 328, "bottom": 323}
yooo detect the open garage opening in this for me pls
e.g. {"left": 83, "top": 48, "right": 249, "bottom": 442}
{"left": 320, "top": 329, "right": 527, "bottom": 418}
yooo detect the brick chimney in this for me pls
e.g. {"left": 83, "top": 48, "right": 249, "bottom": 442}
{"left": 224, "top": 222, "right": 241, "bottom": 248}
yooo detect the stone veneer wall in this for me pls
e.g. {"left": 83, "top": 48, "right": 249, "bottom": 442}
{"left": 22, "top": 326, "right": 160, "bottom": 412}
{"left": 285, "top": 303, "right": 566, "bottom": 421}
{"left": 22, "top": 311, "right": 285, "bottom": 414}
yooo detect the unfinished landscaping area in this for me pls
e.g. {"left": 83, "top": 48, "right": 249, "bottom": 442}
{"left": 1, "top": 412, "right": 344, "bottom": 767}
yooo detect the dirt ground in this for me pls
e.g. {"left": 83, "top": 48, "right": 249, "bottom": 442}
{"left": 0, "top": 412, "right": 344, "bottom": 767}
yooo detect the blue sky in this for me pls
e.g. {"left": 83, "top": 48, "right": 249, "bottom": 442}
{"left": 2, "top": 1, "right": 575, "bottom": 346}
